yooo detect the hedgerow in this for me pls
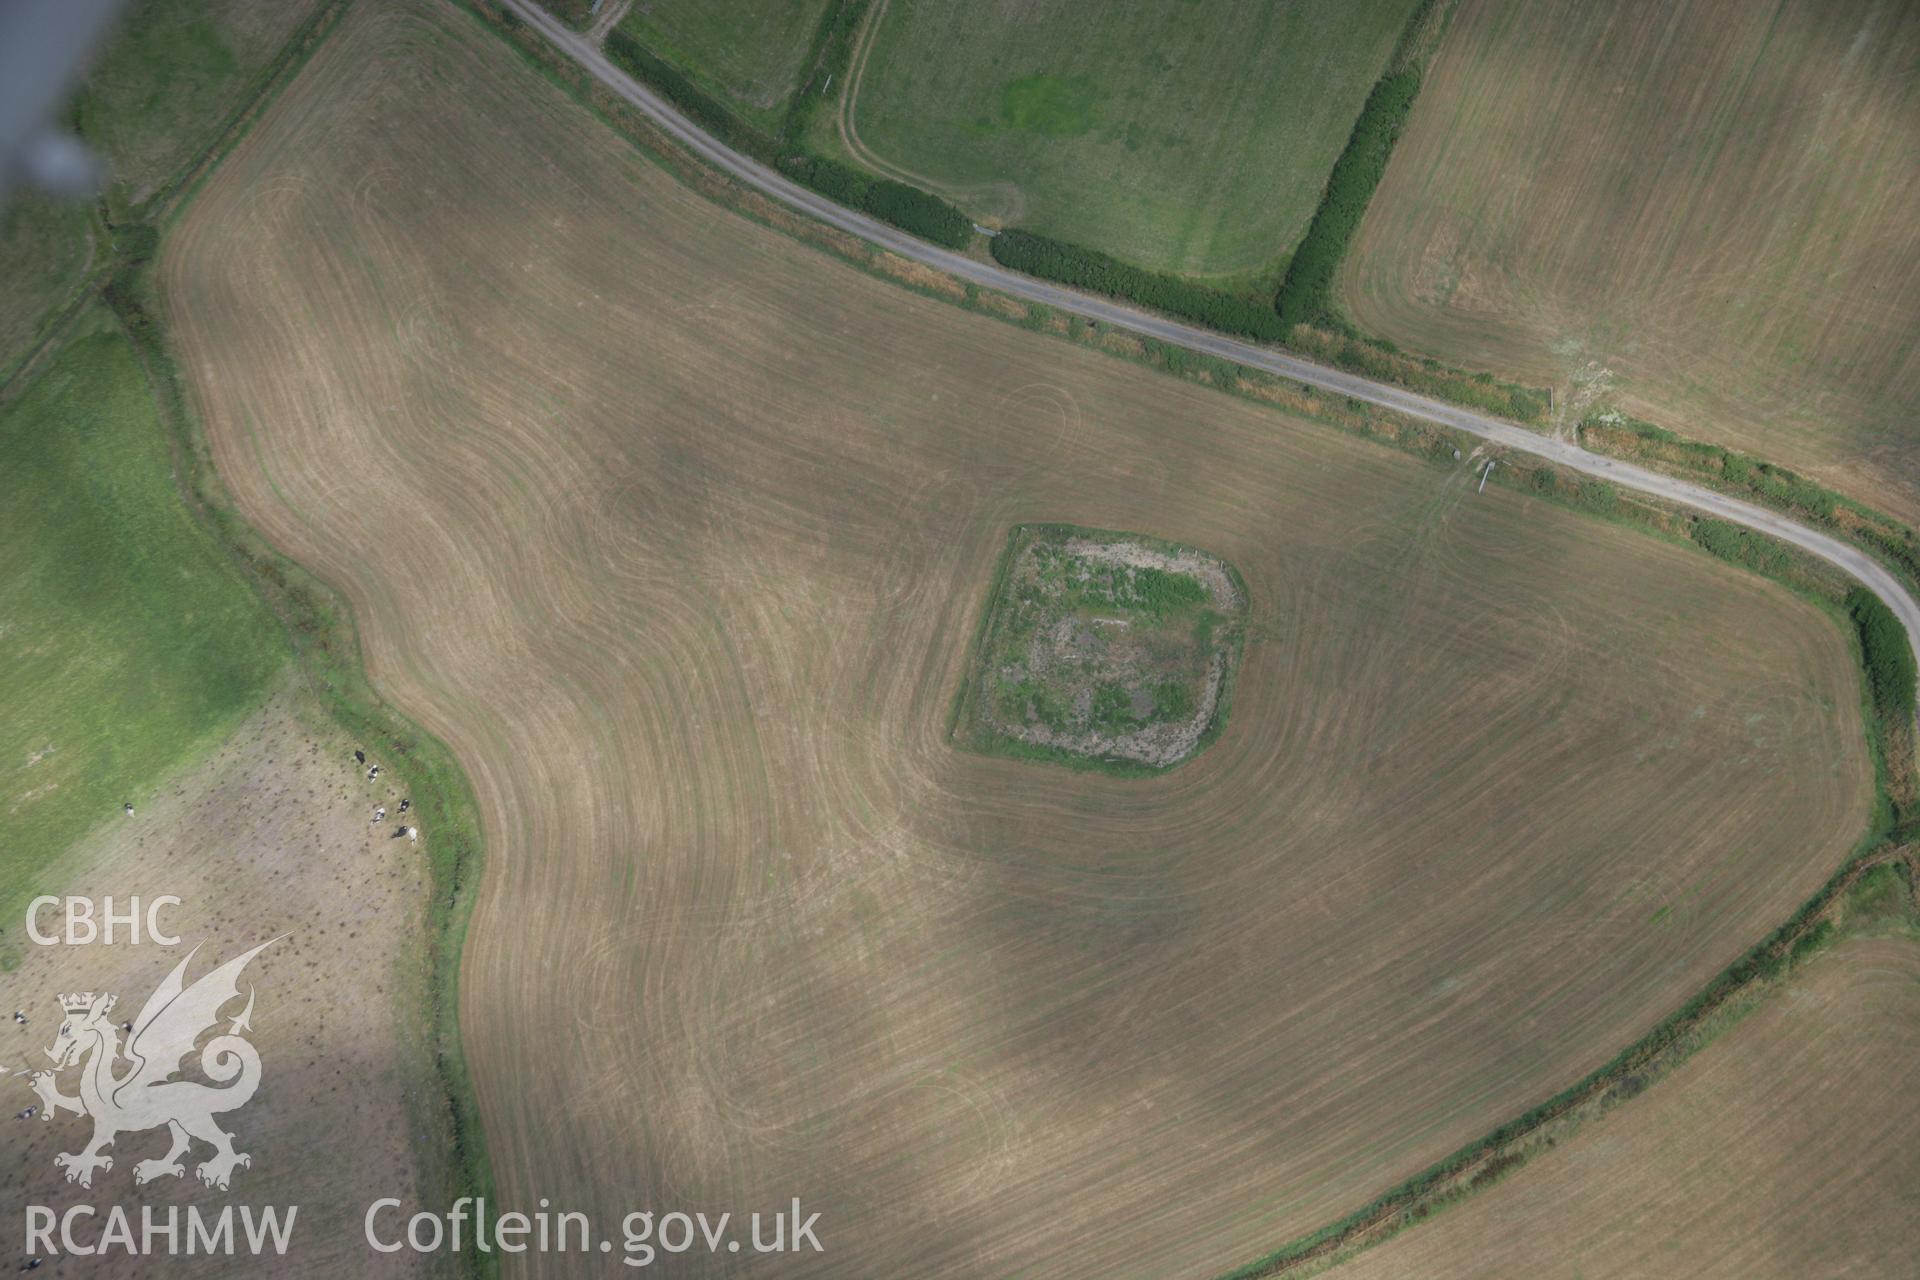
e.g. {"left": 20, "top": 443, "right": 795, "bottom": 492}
{"left": 987, "top": 230, "right": 1286, "bottom": 339}
{"left": 776, "top": 154, "right": 971, "bottom": 248}
{"left": 1847, "top": 586, "right": 1917, "bottom": 722}
{"left": 1584, "top": 412, "right": 1920, "bottom": 587}
{"left": 1274, "top": 69, "right": 1421, "bottom": 328}
{"left": 785, "top": 0, "right": 870, "bottom": 145}
{"left": 1691, "top": 517, "right": 1791, "bottom": 577}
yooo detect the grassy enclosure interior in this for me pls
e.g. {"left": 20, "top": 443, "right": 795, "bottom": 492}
{"left": 1340, "top": 0, "right": 1920, "bottom": 522}
{"left": 162, "top": 2, "right": 1880, "bottom": 1274}
{"left": 953, "top": 524, "right": 1248, "bottom": 772}
{"left": 845, "top": 0, "right": 1423, "bottom": 278}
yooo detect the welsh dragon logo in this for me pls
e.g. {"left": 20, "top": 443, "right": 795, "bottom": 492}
{"left": 25, "top": 939, "right": 278, "bottom": 1191}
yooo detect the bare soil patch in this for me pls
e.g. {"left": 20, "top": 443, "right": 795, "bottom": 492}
{"left": 0, "top": 687, "right": 434, "bottom": 1276}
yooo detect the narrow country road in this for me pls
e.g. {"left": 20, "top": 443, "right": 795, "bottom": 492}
{"left": 500, "top": 0, "right": 1920, "bottom": 679}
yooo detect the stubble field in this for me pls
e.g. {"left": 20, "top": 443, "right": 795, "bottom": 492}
{"left": 1339, "top": 0, "right": 1920, "bottom": 522}
{"left": 164, "top": 1, "right": 1875, "bottom": 1275}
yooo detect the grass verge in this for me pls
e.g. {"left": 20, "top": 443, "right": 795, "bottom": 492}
{"left": 107, "top": 249, "right": 497, "bottom": 1275}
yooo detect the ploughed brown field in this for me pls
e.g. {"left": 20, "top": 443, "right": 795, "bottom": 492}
{"left": 1329, "top": 936, "right": 1920, "bottom": 1279}
{"left": 1341, "top": 0, "right": 1920, "bottom": 524}
{"left": 163, "top": 1, "right": 1874, "bottom": 1274}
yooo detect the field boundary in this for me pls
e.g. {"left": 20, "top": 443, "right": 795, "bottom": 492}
{"left": 1218, "top": 833, "right": 1920, "bottom": 1277}
{"left": 0, "top": 2, "right": 498, "bottom": 1272}
{"left": 1579, "top": 412, "right": 1920, "bottom": 607}
{"left": 113, "top": 251, "right": 498, "bottom": 1277}
{"left": 1271, "top": 0, "right": 1451, "bottom": 329}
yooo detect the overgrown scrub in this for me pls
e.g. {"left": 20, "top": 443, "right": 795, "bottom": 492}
{"left": 951, "top": 525, "right": 1247, "bottom": 773}
{"left": 1273, "top": 70, "right": 1420, "bottom": 328}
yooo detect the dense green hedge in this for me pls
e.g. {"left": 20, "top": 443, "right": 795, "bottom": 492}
{"left": 777, "top": 153, "right": 972, "bottom": 248}
{"left": 1274, "top": 70, "right": 1421, "bottom": 328}
{"left": 1690, "top": 517, "right": 1793, "bottom": 577}
{"left": 988, "top": 230, "right": 1287, "bottom": 339}
{"left": 1848, "top": 586, "right": 1917, "bottom": 722}
{"left": 604, "top": 29, "right": 779, "bottom": 164}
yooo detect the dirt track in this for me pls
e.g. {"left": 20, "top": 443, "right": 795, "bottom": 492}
{"left": 160, "top": 2, "right": 1876, "bottom": 1276}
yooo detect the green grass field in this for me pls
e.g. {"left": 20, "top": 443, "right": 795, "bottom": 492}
{"left": 0, "top": 309, "right": 284, "bottom": 939}
{"left": 617, "top": 0, "right": 833, "bottom": 132}
{"left": 76, "top": 0, "right": 326, "bottom": 210}
{"left": 0, "top": 0, "right": 327, "bottom": 376}
{"left": 845, "top": 0, "right": 1423, "bottom": 279}
{"left": 0, "top": 195, "right": 92, "bottom": 380}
